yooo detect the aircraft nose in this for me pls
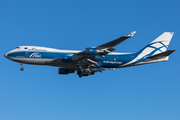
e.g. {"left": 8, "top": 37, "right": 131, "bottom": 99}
{"left": 4, "top": 52, "right": 9, "bottom": 58}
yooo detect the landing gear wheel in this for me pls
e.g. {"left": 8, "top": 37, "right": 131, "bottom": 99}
{"left": 20, "top": 67, "right": 24, "bottom": 71}
{"left": 20, "top": 63, "right": 24, "bottom": 71}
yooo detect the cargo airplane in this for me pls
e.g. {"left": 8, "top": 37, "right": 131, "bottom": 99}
{"left": 4, "top": 31, "right": 175, "bottom": 77}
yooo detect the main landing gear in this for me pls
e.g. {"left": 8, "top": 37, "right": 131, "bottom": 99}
{"left": 77, "top": 67, "right": 95, "bottom": 78}
{"left": 20, "top": 63, "right": 24, "bottom": 71}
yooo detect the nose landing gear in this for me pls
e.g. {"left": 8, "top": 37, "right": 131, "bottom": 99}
{"left": 20, "top": 63, "right": 24, "bottom": 71}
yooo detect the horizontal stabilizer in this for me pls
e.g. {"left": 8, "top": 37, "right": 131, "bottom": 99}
{"left": 146, "top": 50, "right": 175, "bottom": 59}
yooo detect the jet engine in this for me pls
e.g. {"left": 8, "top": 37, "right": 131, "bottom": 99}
{"left": 58, "top": 68, "right": 75, "bottom": 74}
{"left": 85, "top": 48, "right": 99, "bottom": 55}
{"left": 61, "top": 55, "right": 72, "bottom": 62}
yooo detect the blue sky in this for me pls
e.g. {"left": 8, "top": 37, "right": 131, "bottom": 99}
{"left": 0, "top": 0, "right": 180, "bottom": 120}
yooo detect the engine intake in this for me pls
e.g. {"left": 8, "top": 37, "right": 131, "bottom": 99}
{"left": 58, "top": 68, "right": 75, "bottom": 74}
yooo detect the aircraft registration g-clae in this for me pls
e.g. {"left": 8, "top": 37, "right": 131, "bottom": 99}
{"left": 4, "top": 31, "right": 175, "bottom": 78}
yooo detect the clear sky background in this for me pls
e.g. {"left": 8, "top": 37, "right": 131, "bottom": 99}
{"left": 0, "top": 0, "right": 180, "bottom": 120}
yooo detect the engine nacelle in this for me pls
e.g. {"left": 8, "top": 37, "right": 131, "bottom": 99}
{"left": 61, "top": 55, "right": 72, "bottom": 62}
{"left": 58, "top": 68, "right": 75, "bottom": 74}
{"left": 85, "top": 48, "right": 97, "bottom": 55}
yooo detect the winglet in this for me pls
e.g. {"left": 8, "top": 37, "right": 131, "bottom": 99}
{"left": 125, "top": 31, "right": 136, "bottom": 37}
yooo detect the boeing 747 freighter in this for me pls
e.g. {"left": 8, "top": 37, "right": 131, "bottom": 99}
{"left": 4, "top": 31, "right": 175, "bottom": 77}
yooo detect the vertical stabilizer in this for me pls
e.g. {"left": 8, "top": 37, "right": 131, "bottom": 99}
{"left": 138, "top": 32, "right": 174, "bottom": 57}
{"left": 120, "top": 32, "right": 174, "bottom": 67}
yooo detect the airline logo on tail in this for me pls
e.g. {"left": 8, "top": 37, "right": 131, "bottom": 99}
{"left": 139, "top": 32, "right": 174, "bottom": 56}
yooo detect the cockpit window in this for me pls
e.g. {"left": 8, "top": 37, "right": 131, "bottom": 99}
{"left": 16, "top": 47, "right": 20, "bottom": 49}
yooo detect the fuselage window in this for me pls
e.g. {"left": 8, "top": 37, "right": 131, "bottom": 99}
{"left": 24, "top": 47, "right": 28, "bottom": 49}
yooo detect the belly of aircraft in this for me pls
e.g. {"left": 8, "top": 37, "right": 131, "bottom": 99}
{"left": 7, "top": 57, "right": 77, "bottom": 68}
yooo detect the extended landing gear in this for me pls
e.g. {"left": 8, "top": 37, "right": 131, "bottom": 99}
{"left": 20, "top": 63, "right": 24, "bottom": 71}
{"left": 77, "top": 67, "right": 95, "bottom": 78}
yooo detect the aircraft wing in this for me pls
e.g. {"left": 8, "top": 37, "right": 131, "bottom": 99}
{"left": 74, "top": 31, "right": 136, "bottom": 57}
{"left": 96, "top": 31, "right": 136, "bottom": 48}
{"left": 71, "top": 31, "right": 136, "bottom": 66}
